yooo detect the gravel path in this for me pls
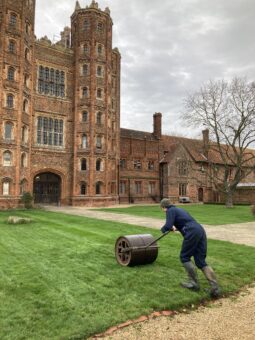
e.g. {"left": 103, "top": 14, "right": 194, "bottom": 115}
{"left": 45, "top": 206, "right": 255, "bottom": 339}
{"left": 99, "top": 285, "right": 255, "bottom": 340}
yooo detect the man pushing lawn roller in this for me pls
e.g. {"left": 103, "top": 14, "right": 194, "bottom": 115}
{"left": 160, "top": 198, "right": 221, "bottom": 298}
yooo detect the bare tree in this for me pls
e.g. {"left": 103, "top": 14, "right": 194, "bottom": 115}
{"left": 184, "top": 77, "right": 255, "bottom": 207}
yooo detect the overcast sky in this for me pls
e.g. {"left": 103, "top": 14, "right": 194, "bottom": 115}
{"left": 35, "top": 0, "right": 255, "bottom": 138}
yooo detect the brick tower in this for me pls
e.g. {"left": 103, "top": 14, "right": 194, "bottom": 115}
{"left": 0, "top": 0, "right": 35, "bottom": 207}
{"left": 71, "top": 1, "right": 121, "bottom": 205}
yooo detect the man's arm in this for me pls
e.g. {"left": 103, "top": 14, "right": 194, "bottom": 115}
{"left": 161, "top": 208, "right": 176, "bottom": 233}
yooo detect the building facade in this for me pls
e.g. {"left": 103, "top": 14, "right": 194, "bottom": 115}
{"left": 0, "top": 0, "right": 254, "bottom": 209}
{"left": 0, "top": 0, "right": 121, "bottom": 208}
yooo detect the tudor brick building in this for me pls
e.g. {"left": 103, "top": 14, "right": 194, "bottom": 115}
{"left": 1, "top": 0, "right": 255, "bottom": 209}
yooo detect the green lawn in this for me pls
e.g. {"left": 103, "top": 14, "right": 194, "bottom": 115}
{"left": 1, "top": 210, "right": 255, "bottom": 339}
{"left": 97, "top": 204, "right": 255, "bottom": 225}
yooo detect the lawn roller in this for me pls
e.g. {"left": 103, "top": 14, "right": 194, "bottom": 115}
{"left": 115, "top": 231, "right": 170, "bottom": 266}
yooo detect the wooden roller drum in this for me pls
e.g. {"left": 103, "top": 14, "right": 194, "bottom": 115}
{"left": 115, "top": 234, "right": 159, "bottom": 266}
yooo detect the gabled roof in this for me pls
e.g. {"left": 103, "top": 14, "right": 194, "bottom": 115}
{"left": 162, "top": 135, "right": 206, "bottom": 162}
{"left": 162, "top": 135, "right": 255, "bottom": 166}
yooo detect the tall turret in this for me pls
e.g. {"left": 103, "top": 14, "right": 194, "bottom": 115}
{"left": 70, "top": 1, "right": 121, "bottom": 205}
{"left": 0, "top": 0, "right": 35, "bottom": 204}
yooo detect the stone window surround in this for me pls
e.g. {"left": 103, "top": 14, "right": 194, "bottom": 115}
{"left": 135, "top": 181, "right": 142, "bottom": 194}
{"left": 6, "top": 93, "right": 15, "bottom": 109}
{"left": 8, "top": 39, "right": 17, "bottom": 53}
{"left": 4, "top": 122, "right": 13, "bottom": 140}
{"left": 9, "top": 12, "right": 18, "bottom": 27}
{"left": 3, "top": 150, "right": 12, "bottom": 166}
{"left": 81, "top": 110, "right": 89, "bottom": 122}
{"left": 37, "top": 65, "right": 66, "bottom": 98}
{"left": 7, "top": 66, "right": 15, "bottom": 81}
{"left": 148, "top": 181, "right": 156, "bottom": 194}
{"left": 2, "top": 180, "right": 10, "bottom": 196}
{"left": 179, "top": 182, "right": 187, "bottom": 196}
{"left": 36, "top": 115, "right": 64, "bottom": 148}
{"left": 119, "top": 180, "right": 126, "bottom": 194}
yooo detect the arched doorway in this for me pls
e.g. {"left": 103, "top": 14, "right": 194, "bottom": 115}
{"left": 33, "top": 172, "right": 61, "bottom": 204}
{"left": 198, "top": 187, "right": 204, "bottom": 202}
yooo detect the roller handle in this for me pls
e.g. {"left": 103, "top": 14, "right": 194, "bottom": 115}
{"left": 144, "top": 230, "right": 170, "bottom": 249}
{"left": 121, "top": 230, "right": 170, "bottom": 253}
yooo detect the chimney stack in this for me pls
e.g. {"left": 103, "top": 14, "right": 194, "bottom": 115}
{"left": 202, "top": 129, "right": 209, "bottom": 157}
{"left": 153, "top": 112, "right": 162, "bottom": 139}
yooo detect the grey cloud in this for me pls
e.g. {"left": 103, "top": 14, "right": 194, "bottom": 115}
{"left": 35, "top": 0, "right": 255, "bottom": 136}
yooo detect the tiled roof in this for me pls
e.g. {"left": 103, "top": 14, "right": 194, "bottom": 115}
{"left": 120, "top": 128, "right": 158, "bottom": 141}
{"left": 162, "top": 135, "right": 255, "bottom": 166}
{"left": 120, "top": 127, "right": 255, "bottom": 166}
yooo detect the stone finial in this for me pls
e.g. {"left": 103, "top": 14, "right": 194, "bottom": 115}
{"left": 105, "top": 7, "right": 110, "bottom": 15}
{"left": 90, "top": 0, "right": 98, "bottom": 9}
{"left": 113, "top": 47, "right": 120, "bottom": 54}
{"left": 75, "top": 1, "right": 81, "bottom": 10}
{"left": 39, "top": 36, "right": 52, "bottom": 46}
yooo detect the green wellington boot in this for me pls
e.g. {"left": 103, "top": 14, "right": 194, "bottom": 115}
{"left": 202, "top": 266, "right": 221, "bottom": 298}
{"left": 181, "top": 261, "right": 200, "bottom": 291}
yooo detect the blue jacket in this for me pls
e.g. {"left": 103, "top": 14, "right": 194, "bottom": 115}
{"left": 161, "top": 205, "right": 201, "bottom": 236}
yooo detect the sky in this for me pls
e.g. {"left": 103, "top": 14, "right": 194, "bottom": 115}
{"left": 35, "top": 0, "right": 255, "bottom": 138}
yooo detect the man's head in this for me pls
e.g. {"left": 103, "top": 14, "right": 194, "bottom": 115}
{"left": 160, "top": 198, "right": 171, "bottom": 210}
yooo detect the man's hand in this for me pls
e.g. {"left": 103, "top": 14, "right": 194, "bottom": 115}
{"left": 172, "top": 226, "right": 177, "bottom": 232}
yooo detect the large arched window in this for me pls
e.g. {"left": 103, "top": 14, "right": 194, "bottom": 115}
{"left": 4, "top": 123, "right": 13, "bottom": 140}
{"left": 3, "top": 151, "right": 12, "bottom": 166}
{"left": 36, "top": 116, "right": 63, "bottom": 147}
{"left": 37, "top": 66, "right": 65, "bottom": 97}
{"left": 7, "top": 67, "right": 15, "bottom": 81}
{"left": 6, "top": 94, "right": 14, "bottom": 108}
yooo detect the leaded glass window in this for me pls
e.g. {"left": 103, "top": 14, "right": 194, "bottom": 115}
{"left": 36, "top": 116, "right": 64, "bottom": 147}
